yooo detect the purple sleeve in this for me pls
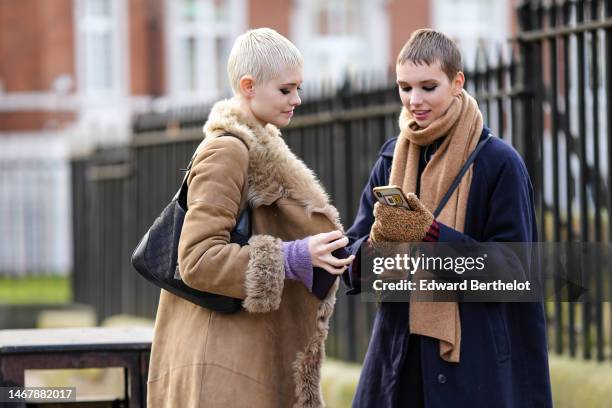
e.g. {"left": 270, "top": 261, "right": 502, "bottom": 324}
{"left": 282, "top": 237, "right": 313, "bottom": 291}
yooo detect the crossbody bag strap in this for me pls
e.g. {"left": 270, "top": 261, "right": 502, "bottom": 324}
{"left": 175, "top": 151, "right": 198, "bottom": 208}
{"left": 177, "top": 133, "right": 251, "bottom": 241}
{"left": 177, "top": 133, "right": 248, "bottom": 210}
{"left": 433, "top": 133, "right": 493, "bottom": 218}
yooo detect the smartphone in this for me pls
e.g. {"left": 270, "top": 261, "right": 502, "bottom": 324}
{"left": 372, "top": 185, "right": 411, "bottom": 209}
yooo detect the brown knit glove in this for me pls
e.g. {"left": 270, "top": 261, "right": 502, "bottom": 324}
{"left": 370, "top": 193, "right": 434, "bottom": 243}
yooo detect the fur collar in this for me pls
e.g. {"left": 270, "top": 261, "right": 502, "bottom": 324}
{"left": 203, "top": 99, "right": 342, "bottom": 231}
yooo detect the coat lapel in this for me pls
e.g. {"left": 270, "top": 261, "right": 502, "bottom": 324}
{"left": 203, "top": 99, "right": 342, "bottom": 231}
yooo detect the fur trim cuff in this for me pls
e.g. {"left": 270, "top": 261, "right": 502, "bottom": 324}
{"left": 243, "top": 235, "right": 285, "bottom": 313}
{"left": 292, "top": 279, "right": 339, "bottom": 407}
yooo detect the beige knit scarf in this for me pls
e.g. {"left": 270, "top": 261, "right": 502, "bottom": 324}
{"left": 389, "top": 89, "right": 483, "bottom": 363}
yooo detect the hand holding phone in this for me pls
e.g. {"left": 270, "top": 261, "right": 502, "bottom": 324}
{"left": 370, "top": 186, "right": 434, "bottom": 243}
{"left": 372, "top": 185, "right": 412, "bottom": 210}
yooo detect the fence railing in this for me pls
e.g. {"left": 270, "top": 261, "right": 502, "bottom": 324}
{"left": 514, "top": 0, "right": 612, "bottom": 361}
{"left": 72, "top": 82, "right": 400, "bottom": 360}
{"left": 0, "top": 136, "right": 71, "bottom": 278}
{"left": 71, "top": 0, "right": 612, "bottom": 363}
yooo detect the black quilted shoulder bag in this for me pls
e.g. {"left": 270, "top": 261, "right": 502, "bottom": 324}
{"left": 131, "top": 134, "right": 249, "bottom": 313}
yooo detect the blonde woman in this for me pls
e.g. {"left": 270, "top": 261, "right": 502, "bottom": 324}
{"left": 147, "top": 28, "right": 353, "bottom": 407}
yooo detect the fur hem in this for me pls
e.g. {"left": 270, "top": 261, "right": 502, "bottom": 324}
{"left": 243, "top": 234, "right": 285, "bottom": 313}
{"left": 203, "top": 99, "right": 343, "bottom": 231}
{"left": 292, "top": 279, "right": 339, "bottom": 408}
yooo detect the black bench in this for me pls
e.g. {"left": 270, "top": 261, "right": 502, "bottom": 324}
{"left": 0, "top": 327, "right": 153, "bottom": 407}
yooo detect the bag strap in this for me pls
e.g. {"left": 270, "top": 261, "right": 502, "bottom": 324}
{"left": 177, "top": 133, "right": 248, "bottom": 209}
{"left": 433, "top": 133, "right": 493, "bottom": 218}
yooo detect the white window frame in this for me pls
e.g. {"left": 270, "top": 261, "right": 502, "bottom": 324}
{"left": 165, "top": 0, "right": 246, "bottom": 105}
{"left": 432, "top": 0, "right": 510, "bottom": 68}
{"left": 74, "top": 0, "right": 128, "bottom": 100}
{"left": 291, "top": 0, "right": 389, "bottom": 87}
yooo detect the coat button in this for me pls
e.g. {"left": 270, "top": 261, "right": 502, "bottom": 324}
{"left": 437, "top": 373, "right": 447, "bottom": 384}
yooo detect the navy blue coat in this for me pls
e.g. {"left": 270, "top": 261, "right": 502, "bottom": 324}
{"left": 344, "top": 128, "right": 553, "bottom": 408}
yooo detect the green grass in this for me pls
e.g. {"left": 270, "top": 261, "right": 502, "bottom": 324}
{"left": 0, "top": 276, "right": 71, "bottom": 304}
{"left": 322, "top": 355, "right": 612, "bottom": 408}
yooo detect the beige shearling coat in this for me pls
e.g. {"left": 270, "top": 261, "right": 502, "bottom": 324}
{"left": 147, "top": 99, "right": 342, "bottom": 407}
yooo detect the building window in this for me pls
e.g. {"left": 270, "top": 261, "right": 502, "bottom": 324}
{"left": 76, "top": 0, "right": 123, "bottom": 95}
{"left": 315, "top": 0, "right": 360, "bottom": 36}
{"left": 215, "top": 36, "right": 232, "bottom": 92}
{"left": 433, "top": 0, "right": 509, "bottom": 67}
{"left": 292, "top": 0, "right": 389, "bottom": 86}
{"left": 85, "top": 0, "right": 111, "bottom": 17}
{"left": 183, "top": 36, "right": 198, "bottom": 92}
{"left": 166, "top": 0, "right": 244, "bottom": 102}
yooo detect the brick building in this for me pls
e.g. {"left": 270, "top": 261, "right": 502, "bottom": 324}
{"left": 0, "top": 0, "right": 513, "bottom": 276}
{"left": 0, "top": 0, "right": 514, "bottom": 143}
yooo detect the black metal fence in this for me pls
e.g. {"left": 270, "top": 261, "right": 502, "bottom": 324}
{"left": 514, "top": 0, "right": 612, "bottom": 361}
{"left": 0, "top": 150, "right": 71, "bottom": 278}
{"left": 71, "top": 0, "right": 612, "bottom": 363}
{"left": 71, "top": 82, "right": 400, "bottom": 361}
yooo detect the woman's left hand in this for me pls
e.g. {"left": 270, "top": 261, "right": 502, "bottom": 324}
{"left": 308, "top": 230, "right": 355, "bottom": 275}
{"left": 370, "top": 193, "right": 434, "bottom": 242}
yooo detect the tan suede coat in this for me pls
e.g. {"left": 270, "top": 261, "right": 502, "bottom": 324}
{"left": 147, "top": 99, "right": 342, "bottom": 408}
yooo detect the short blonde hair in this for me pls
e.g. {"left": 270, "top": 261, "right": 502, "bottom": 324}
{"left": 227, "top": 28, "right": 303, "bottom": 95}
{"left": 397, "top": 29, "right": 462, "bottom": 82}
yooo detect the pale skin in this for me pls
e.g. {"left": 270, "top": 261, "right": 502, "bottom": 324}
{"left": 396, "top": 60, "right": 465, "bottom": 128}
{"left": 371, "top": 60, "right": 467, "bottom": 233}
{"left": 236, "top": 65, "right": 354, "bottom": 275}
